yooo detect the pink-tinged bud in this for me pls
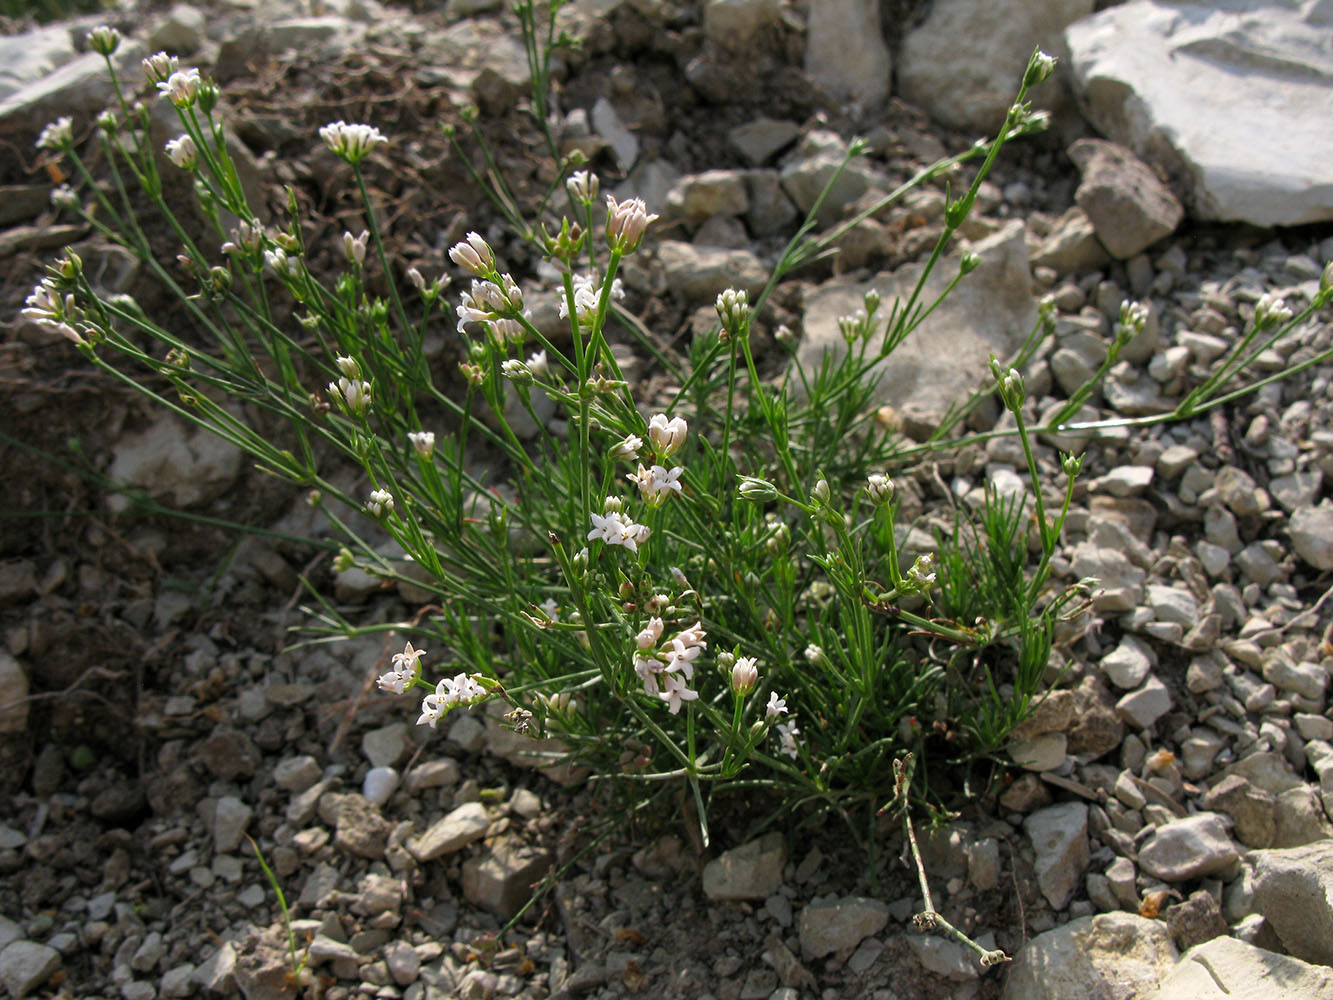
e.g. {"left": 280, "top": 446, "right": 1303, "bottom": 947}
{"left": 605, "top": 195, "right": 659, "bottom": 253}
{"left": 731, "top": 656, "right": 758, "bottom": 695}
{"left": 449, "top": 231, "right": 494, "bottom": 276}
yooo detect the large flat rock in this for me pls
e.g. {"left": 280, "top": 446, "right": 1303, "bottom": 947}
{"left": 1065, "top": 0, "right": 1333, "bottom": 226}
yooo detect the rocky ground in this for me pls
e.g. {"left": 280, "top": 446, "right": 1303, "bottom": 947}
{"left": 3, "top": 0, "right": 1333, "bottom": 999}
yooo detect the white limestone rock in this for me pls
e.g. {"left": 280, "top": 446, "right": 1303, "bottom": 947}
{"left": 1065, "top": 0, "right": 1333, "bottom": 226}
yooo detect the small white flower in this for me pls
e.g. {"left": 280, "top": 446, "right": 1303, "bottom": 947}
{"left": 449, "top": 232, "right": 494, "bottom": 276}
{"left": 319, "top": 120, "right": 387, "bottom": 164}
{"left": 906, "top": 553, "right": 937, "bottom": 591}
{"left": 527, "top": 350, "right": 549, "bottom": 380}
{"left": 142, "top": 51, "right": 179, "bottom": 85}
{"left": 540, "top": 597, "right": 560, "bottom": 621}
{"left": 264, "top": 247, "right": 300, "bottom": 279}
{"left": 50, "top": 185, "right": 78, "bottom": 210}
{"left": 664, "top": 637, "right": 702, "bottom": 681}
{"left": 164, "top": 134, "right": 198, "bottom": 170}
{"left": 392, "top": 641, "right": 426, "bottom": 673}
{"left": 731, "top": 657, "right": 758, "bottom": 695}
{"left": 566, "top": 170, "right": 599, "bottom": 204}
{"left": 605, "top": 194, "right": 659, "bottom": 253}
{"left": 328, "top": 376, "right": 372, "bottom": 415}
{"left": 343, "top": 229, "right": 369, "bottom": 266}
{"left": 658, "top": 672, "right": 698, "bottom": 715}
{"left": 367, "top": 488, "right": 394, "bottom": 517}
{"left": 611, "top": 434, "right": 642, "bottom": 461}
{"left": 417, "top": 691, "right": 447, "bottom": 727}
{"left": 1255, "top": 292, "right": 1293, "bottom": 328}
{"left": 766, "top": 692, "right": 788, "bottom": 719}
{"left": 587, "top": 511, "right": 650, "bottom": 553}
{"left": 157, "top": 68, "right": 202, "bottom": 107}
{"left": 36, "top": 117, "right": 72, "bottom": 150}
{"left": 635, "top": 617, "right": 665, "bottom": 650}
{"left": 627, "top": 464, "right": 683, "bottom": 506}
{"left": 647, "top": 414, "right": 687, "bottom": 456}
{"left": 409, "top": 431, "right": 435, "bottom": 458}
{"left": 634, "top": 651, "right": 665, "bottom": 696}
{"left": 335, "top": 356, "right": 362, "bottom": 379}
{"left": 776, "top": 719, "right": 800, "bottom": 759}
{"left": 559, "top": 273, "right": 624, "bottom": 325}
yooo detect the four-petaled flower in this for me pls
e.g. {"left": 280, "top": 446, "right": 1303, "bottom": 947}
{"left": 766, "top": 692, "right": 788, "bottom": 719}
{"left": 627, "top": 464, "right": 683, "bottom": 506}
{"left": 588, "top": 510, "right": 650, "bottom": 553}
{"left": 658, "top": 672, "right": 698, "bottom": 715}
{"left": 157, "top": 68, "right": 202, "bottom": 107}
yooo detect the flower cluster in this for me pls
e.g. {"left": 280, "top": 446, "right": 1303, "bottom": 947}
{"left": 588, "top": 504, "right": 651, "bottom": 553}
{"left": 319, "top": 120, "right": 387, "bottom": 165}
{"left": 366, "top": 488, "right": 394, "bottom": 517}
{"left": 765, "top": 692, "right": 800, "bottom": 758}
{"left": 632, "top": 619, "right": 707, "bottom": 712}
{"left": 455, "top": 274, "right": 525, "bottom": 335}
{"left": 417, "top": 673, "right": 487, "bottom": 728}
{"left": 22, "top": 277, "right": 88, "bottom": 346}
{"left": 36, "top": 117, "right": 72, "bottom": 151}
{"left": 142, "top": 51, "right": 179, "bottom": 85}
{"left": 627, "top": 464, "right": 683, "bottom": 506}
{"left": 377, "top": 642, "right": 424, "bottom": 695}
{"left": 605, "top": 195, "right": 658, "bottom": 253}
{"left": 157, "top": 68, "right": 203, "bottom": 108}
{"left": 560, "top": 273, "right": 624, "bottom": 326}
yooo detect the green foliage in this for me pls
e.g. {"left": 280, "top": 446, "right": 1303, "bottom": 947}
{"left": 21, "top": 20, "right": 1333, "bottom": 852}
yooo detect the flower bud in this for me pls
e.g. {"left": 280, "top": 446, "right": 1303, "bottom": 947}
{"left": 647, "top": 413, "right": 687, "bottom": 456}
{"left": 566, "top": 169, "right": 599, "bottom": 205}
{"left": 605, "top": 195, "right": 659, "bottom": 254}
{"left": 501, "top": 358, "right": 533, "bottom": 384}
{"left": 811, "top": 479, "right": 830, "bottom": 505}
{"left": 88, "top": 25, "right": 120, "bottom": 56}
{"left": 1061, "top": 452, "right": 1083, "bottom": 478}
{"left": 335, "top": 355, "right": 362, "bottom": 380}
{"left": 602, "top": 495, "right": 624, "bottom": 515}
{"left": 409, "top": 431, "right": 435, "bottom": 458}
{"left": 715, "top": 288, "right": 750, "bottom": 338}
{"left": 1253, "top": 292, "right": 1293, "bottom": 329}
{"left": 959, "top": 251, "right": 981, "bottom": 276}
{"left": 449, "top": 232, "right": 494, "bottom": 277}
{"left": 865, "top": 473, "right": 894, "bottom": 506}
{"left": 730, "top": 656, "right": 758, "bottom": 696}
{"left": 738, "top": 476, "right": 778, "bottom": 502}
{"left": 1023, "top": 49, "right": 1057, "bottom": 88}
{"left": 804, "top": 644, "right": 831, "bottom": 669}
{"left": 343, "top": 229, "right": 369, "bottom": 266}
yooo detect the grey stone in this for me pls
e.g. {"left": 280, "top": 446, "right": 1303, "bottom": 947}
{"left": 656, "top": 240, "right": 767, "bottom": 304}
{"left": 907, "top": 931, "right": 994, "bottom": 980}
{"left": 0, "top": 651, "right": 28, "bottom": 736}
{"left": 779, "top": 129, "right": 887, "bottom": 225}
{"left": 798, "top": 896, "right": 890, "bottom": 960}
{"left": 1163, "top": 889, "right": 1227, "bottom": 952}
{"left": 1000, "top": 912, "right": 1177, "bottom": 1000}
{"left": 213, "top": 796, "right": 253, "bottom": 854}
{"left": 273, "top": 755, "right": 321, "bottom": 793}
{"left": 333, "top": 794, "right": 389, "bottom": 859}
{"left": 1072, "top": 542, "right": 1146, "bottom": 612}
{"left": 897, "top": 0, "right": 1092, "bottom": 133}
{"left": 409, "top": 802, "right": 491, "bottom": 861}
{"left": 1066, "top": 0, "right": 1333, "bottom": 226}
{"left": 384, "top": 939, "right": 421, "bottom": 986}
{"left": 729, "top": 118, "right": 800, "bottom": 166}
{"left": 1269, "top": 471, "right": 1323, "bottom": 514}
{"left": 148, "top": 4, "right": 206, "bottom": 54}
{"left": 1032, "top": 206, "right": 1112, "bottom": 274}
{"left": 0, "top": 24, "right": 75, "bottom": 102}
{"left": 0, "top": 39, "right": 146, "bottom": 137}
{"left": 362, "top": 722, "right": 409, "bottom": 768}
{"left": 107, "top": 416, "right": 243, "bottom": 514}
{"left": 1138, "top": 813, "right": 1238, "bottom": 882}
{"left": 191, "top": 942, "right": 236, "bottom": 993}
{"left": 362, "top": 766, "right": 400, "bottom": 807}
{"left": 1069, "top": 139, "right": 1183, "bottom": 259}
{"left": 405, "top": 758, "right": 461, "bottom": 792}
{"left": 795, "top": 220, "right": 1035, "bottom": 431}
{"left": 1146, "top": 584, "right": 1198, "bottom": 627}
{"left": 703, "top": 0, "right": 783, "bottom": 51}
{"left": 591, "top": 96, "right": 638, "bottom": 170}
{"left": 1252, "top": 840, "right": 1333, "bottom": 965}
{"left": 1272, "top": 786, "right": 1333, "bottom": 848}
{"left": 1201, "top": 775, "right": 1274, "bottom": 849}
{"left": 804, "top": 0, "right": 892, "bottom": 107}
{"left": 1116, "top": 675, "right": 1172, "bottom": 730}
{"left": 1216, "top": 466, "right": 1263, "bottom": 518}
{"left": 461, "top": 840, "right": 553, "bottom": 919}
{"left": 1289, "top": 502, "right": 1333, "bottom": 571}
{"left": 1147, "top": 935, "right": 1333, "bottom": 1000}
{"left": 1024, "top": 802, "right": 1090, "bottom": 909}
{"left": 665, "top": 170, "right": 749, "bottom": 225}
{"left": 1101, "top": 635, "right": 1153, "bottom": 689}
{"left": 703, "top": 833, "right": 785, "bottom": 901}
{"left": 1010, "top": 732, "right": 1067, "bottom": 772}
{"left": 0, "top": 940, "right": 61, "bottom": 998}
{"left": 1261, "top": 653, "right": 1326, "bottom": 702}
{"left": 159, "top": 963, "right": 195, "bottom": 998}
